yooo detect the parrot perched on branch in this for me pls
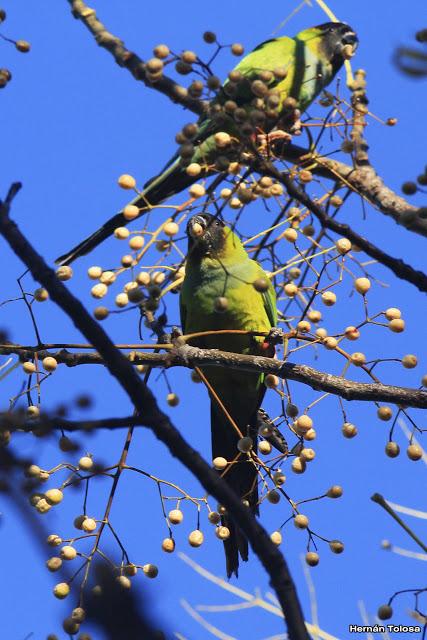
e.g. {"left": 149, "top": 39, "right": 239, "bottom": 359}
{"left": 56, "top": 22, "right": 357, "bottom": 265}
{"left": 180, "top": 212, "right": 282, "bottom": 577}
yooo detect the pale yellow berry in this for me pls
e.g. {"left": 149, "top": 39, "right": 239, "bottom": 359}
{"left": 129, "top": 235, "right": 145, "bottom": 250}
{"left": 306, "top": 551, "right": 319, "bottom": 566}
{"left": 56, "top": 265, "right": 73, "bottom": 281}
{"left": 118, "top": 174, "right": 136, "bottom": 189}
{"left": 342, "top": 422, "right": 357, "bottom": 438}
{"left": 308, "top": 310, "right": 322, "bottom": 323}
{"left": 47, "top": 534, "right": 62, "bottom": 547}
{"left": 294, "top": 514, "right": 309, "bottom": 529}
{"left": 304, "top": 428, "right": 317, "bottom": 441}
{"left": 88, "top": 266, "right": 102, "bottom": 279}
{"left": 91, "top": 283, "right": 108, "bottom": 299}
{"left": 45, "top": 488, "right": 63, "bottom": 505}
{"left": 407, "top": 444, "right": 423, "bottom": 461}
{"left": 189, "top": 184, "right": 206, "bottom": 198}
{"left": 25, "top": 464, "right": 41, "bottom": 478}
{"left": 73, "top": 515, "right": 85, "bottom": 530}
{"left": 114, "top": 226, "right": 130, "bottom": 240}
{"left": 273, "top": 472, "right": 286, "bottom": 486}
{"left": 46, "top": 557, "right": 62, "bottom": 572}
{"left": 284, "top": 283, "right": 298, "bottom": 297}
{"left": 115, "top": 293, "right": 129, "bottom": 308}
{"left": 213, "top": 457, "right": 228, "bottom": 471}
{"left": 162, "top": 537, "right": 175, "bottom": 553}
{"left": 42, "top": 356, "right": 57, "bottom": 373}
{"left": 315, "top": 328, "right": 328, "bottom": 339}
{"left": 291, "top": 457, "right": 306, "bottom": 474}
{"left": 259, "top": 440, "right": 272, "bottom": 455}
{"left": 35, "top": 498, "right": 52, "bottom": 513}
{"left": 324, "top": 337, "right": 338, "bottom": 350}
{"left": 350, "top": 352, "right": 366, "bottom": 366}
{"left": 321, "top": 291, "right": 336, "bottom": 306}
{"left": 123, "top": 204, "right": 140, "bottom": 221}
{"left": 82, "top": 518, "right": 97, "bottom": 532}
{"left": 283, "top": 228, "right": 298, "bottom": 243}
{"left": 151, "top": 271, "right": 165, "bottom": 285}
{"left": 169, "top": 509, "right": 183, "bottom": 524}
{"left": 385, "top": 307, "right": 401, "bottom": 320}
{"left": 53, "top": 582, "right": 70, "bottom": 599}
{"left": 186, "top": 162, "right": 202, "bottom": 177}
{"left": 78, "top": 456, "right": 93, "bottom": 471}
{"left": 300, "top": 447, "right": 315, "bottom": 462}
{"left": 402, "top": 354, "right": 417, "bottom": 369}
{"left": 229, "top": 197, "right": 242, "bottom": 209}
{"left": 385, "top": 442, "right": 400, "bottom": 458}
{"left": 153, "top": 44, "right": 170, "bottom": 59}
{"left": 143, "top": 563, "right": 159, "bottom": 578}
{"left": 270, "top": 531, "right": 282, "bottom": 545}
{"left": 99, "top": 271, "right": 116, "bottom": 285}
{"left": 327, "top": 485, "right": 343, "bottom": 498}
{"left": 220, "top": 187, "right": 232, "bottom": 199}
{"left": 136, "top": 271, "right": 151, "bottom": 286}
{"left": 71, "top": 607, "right": 86, "bottom": 623}
{"left": 345, "top": 326, "right": 360, "bottom": 340}
{"left": 329, "top": 540, "right": 344, "bottom": 554}
{"left": 188, "top": 530, "right": 204, "bottom": 547}
{"left": 27, "top": 405, "right": 40, "bottom": 419}
{"left": 271, "top": 183, "right": 284, "bottom": 196}
{"left": 295, "top": 415, "right": 313, "bottom": 433}
{"left": 265, "top": 374, "right": 279, "bottom": 389}
{"left": 22, "top": 361, "right": 36, "bottom": 374}
{"left": 354, "top": 277, "right": 371, "bottom": 295}
{"left": 299, "top": 169, "right": 313, "bottom": 183}
{"left": 335, "top": 238, "right": 352, "bottom": 254}
{"left": 389, "top": 319, "right": 405, "bottom": 333}
{"left": 116, "top": 575, "right": 132, "bottom": 589}
{"left": 214, "top": 132, "right": 231, "bottom": 147}
{"left": 167, "top": 393, "right": 179, "bottom": 407}
{"left": 60, "top": 545, "right": 77, "bottom": 560}
{"left": 34, "top": 288, "right": 49, "bottom": 302}
{"left": 297, "top": 320, "right": 311, "bottom": 333}
{"left": 163, "top": 221, "right": 180, "bottom": 237}
{"left": 377, "top": 406, "right": 393, "bottom": 421}
{"left": 215, "top": 526, "right": 230, "bottom": 540}
{"left": 237, "top": 436, "right": 253, "bottom": 453}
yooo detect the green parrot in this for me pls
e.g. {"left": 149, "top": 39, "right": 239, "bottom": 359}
{"left": 56, "top": 22, "right": 357, "bottom": 265}
{"left": 180, "top": 212, "right": 280, "bottom": 577}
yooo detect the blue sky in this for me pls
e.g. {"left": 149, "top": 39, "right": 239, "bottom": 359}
{"left": 1, "top": 1, "right": 426, "bottom": 639}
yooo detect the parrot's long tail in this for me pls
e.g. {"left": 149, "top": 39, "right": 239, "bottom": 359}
{"left": 55, "top": 157, "right": 195, "bottom": 266}
{"left": 210, "top": 402, "right": 259, "bottom": 579}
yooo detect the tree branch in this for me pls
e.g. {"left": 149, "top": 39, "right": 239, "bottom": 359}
{"left": 0, "top": 184, "right": 310, "bottom": 640}
{"left": 2, "top": 344, "right": 426, "bottom": 409}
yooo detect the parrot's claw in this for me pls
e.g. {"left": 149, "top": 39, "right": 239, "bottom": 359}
{"left": 257, "top": 130, "right": 292, "bottom": 155}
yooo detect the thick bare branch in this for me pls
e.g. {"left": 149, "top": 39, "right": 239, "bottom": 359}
{"left": 3, "top": 344, "right": 426, "bottom": 409}
{"left": 0, "top": 184, "right": 309, "bottom": 640}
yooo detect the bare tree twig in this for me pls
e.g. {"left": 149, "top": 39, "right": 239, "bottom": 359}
{"left": 2, "top": 344, "right": 426, "bottom": 408}
{"left": 0, "top": 184, "right": 310, "bottom": 640}
{"left": 371, "top": 493, "right": 427, "bottom": 554}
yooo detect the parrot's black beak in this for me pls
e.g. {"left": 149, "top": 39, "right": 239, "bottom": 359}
{"left": 187, "top": 215, "right": 208, "bottom": 240}
{"left": 336, "top": 30, "right": 358, "bottom": 59}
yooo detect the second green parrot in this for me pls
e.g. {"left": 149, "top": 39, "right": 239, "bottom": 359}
{"left": 56, "top": 22, "right": 357, "bottom": 265}
{"left": 180, "top": 213, "right": 279, "bottom": 577}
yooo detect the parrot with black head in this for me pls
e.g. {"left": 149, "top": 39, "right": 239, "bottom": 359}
{"left": 180, "top": 213, "right": 282, "bottom": 577}
{"left": 56, "top": 22, "right": 358, "bottom": 265}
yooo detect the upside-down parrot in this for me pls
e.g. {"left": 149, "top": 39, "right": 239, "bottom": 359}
{"left": 180, "top": 213, "right": 280, "bottom": 577}
{"left": 56, "top": 22, "right": 358, "bottom": 265}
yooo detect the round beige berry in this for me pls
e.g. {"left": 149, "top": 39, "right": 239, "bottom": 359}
{"left": 324, "top": 337, "right": 338, "bottom": 350}
{"left": 350, "top": 352, "right": 366, "bottom": 366}
{"left": 327, "top": 485, "right": 343, "bottom": 498}
{"left": 214, "top": 132, "right": 231, "bottom": 147}
{"left": 385, "top": 442, "right": 400, "bottom": 458}
{"left": 22, "top": 361, "right": 36, "bottom": 374}
{"left": 129, "top": 235, "right": 145, "bottom": 250}
{"left": 291, "top": 457, "right": 306, "bottom": 474}
{"left": 45, "top": 488, "right": 63, "bottom": 505}
{"left": 34, "top": 288, "right": 49, "bottom": 302}
{"left": 215, "top": 526, "right": 230, "bottom": 540}
{"left": 162, "top": 537, "right": 175, "bottom": 553}
{"left": 270, "top": 531, "right": 282, "bottom": 545}
{"left": 329, "top": 540, "right": 344, "bottom": 554}
{"left": 283, "top": 228, "right": 298, "bottom": 243}
{"left": 188, "top": 530, "right": 204, "bottom": 547}
{"left": 237, "top": 436, "right": 253, "bottom": 453}
{"left": 300, "top": 447, "right": 315, "bottom": 462}
{"left": 137, "top": 271, "right": 151, "bottom": 286}
{"left": 186, "top": 163, "right": 202, "bottom": 177}
{"left": 294, "top": 514, "right": 309, "bottom": 529}
{"left": 118, "top": 174, "right": 136, "bottom": 189}
{"left": 407, "top": 444, "right": 423, "bottom": 461}
{"left": 213, "top": 457, "right": 228, "bottom": 471}
{"left": 273, "top": 472, "right": 286, "bottom": 486}
{"left": 153, "top": 44, "right": 170, "bottom": 59}
{"left": 123, "top": 204, "right": 140, "bottom": 220}
{"left": 295, "top": 415, "right": 313, "bottom": 433}
{"left": 143, "top": 563, "right": 159, "bottom": 578}
{"left": 46, "top": 556, "right": 62, "bottom": 572}
{"left": 388, "top": 319, "right": 405, "bottom": 333}
{"left": 308, "top": 310, "right": 322, "bottom": 323}
{"left": 259, "top": 440, "right": 272, "bottom": 455}
{"left": 27, "top": 405, "right": 40, "bottom": 419}
{"left": 305, "top": 552, "right": 319, "bottom": 566}
{"left": 82, "top": 517, "right": 97, "bottom": 532}
{"left": 94, "top": 306, "right": 109, "bottom": 320}
{"left": 335, "top": 238, "right": 352, "bottom": 254}
{"left": 377, "top": 406, "right": 393, "bottom": 421}
{"left": 36, "top": 498, "right": 52, "bottom": 513}
{"left": 167, "top": 393, "right": 179, "bottom": 407}
{"left": 163, "top": 221, "right": 179, "bottom": 237}
{"left": 169, "top": 509, "right": 184, "bottom": 524}
{"left": 266, "top": 489, "right": 281, "bottom": 504}
{"left": 304, "top": 428, "right": 317, "bottom": 441}
{"left": 60, "top": 545, "right": 77, "bottom": 560}
{"left": 342, "top": 422, "right": 358, "bottom": 438}
{"left": 377, "top": 605, "right": 393, "bottom": 620}
{"left": 116, "top": 575, "right": 132, "bottom": 589}
{"left": 284, "top": 283, "right": 298, "bottom": 297}
{"left": 315, "top": 327, "right": 327, "bottom": 338}
{"left": 47, "top": 534, "right": 62, "bottom": 547}
{"left": 71, "top": 607, "right": 86, "bottom": 623}
{"left": 88, "top": 266, "right": 102, "bottom": 279}
{"left": 56, "top": 265, "right": 73, "bottom": 281}
{"left": 402, "top": 354, "right": 417, "bottom": 369}
{"left": 321, "top": 291, "right": 336, "bottom": 306}
{"left": 345, "top": 326, "right": 360, "bottom": 341}
{"left": 354, "top": 277, "right": 371, "bottom": 295}
{"left": 189, "top": 184, "right": 206, "bottom": 198}
{"left": 385, "top": 307, "right": 401, "bottom": 320}
{"left": 25, "top": 463, "right": 41, "bottom": 478}
{"left": 78, "top": 456, "right": 93, "bottom": 471}
{"left": 91, "top": 283, "right": 108, "bottom": 299}
{"left": 114, "top": 226, "right": 130, "bottom": 240}
{"left": 297, "top": 320, "right": 311, "bottom": 333}
{"left": 265, "top": 374, "right": 279, "bottom": 389}
{"left": 100, "top": 270, "right": 116, "bottom": 284}
{"left": 53, "top": 582, "right": 70, "bottom": 599}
